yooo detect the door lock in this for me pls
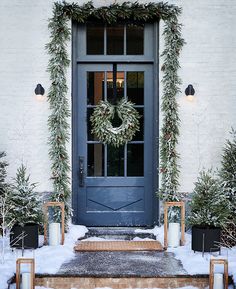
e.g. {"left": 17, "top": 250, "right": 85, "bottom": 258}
{"left": 78, "top": 156, "right": 84, "bottom": 187}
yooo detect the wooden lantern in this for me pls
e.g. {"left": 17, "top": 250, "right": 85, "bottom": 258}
{"left": 43, "top": 202, "right": 65, "bottom": 245}
{"left": 209, "top": 259, "right": 228, "bottom": 289}
{"left": 16, "top": 258, "right": 35, "bottom": 289}
{"left": 164, "top": 201, "right": 185, "bottom": 249}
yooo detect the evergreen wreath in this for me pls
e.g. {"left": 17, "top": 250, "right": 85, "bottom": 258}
{"left": 90, "top": 98, "right": 140, "bottom": 147}
{"left": 46, "top": 1, "right": 184, "bottom": 223}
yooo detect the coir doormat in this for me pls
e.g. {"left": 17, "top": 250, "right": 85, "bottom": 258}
{"left": 74, "top": 240, "right": 163, "bottom": 252}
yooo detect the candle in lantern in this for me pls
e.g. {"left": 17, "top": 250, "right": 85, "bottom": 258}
{"left": 213, "top": 273, "right": 224, "bottom": 289}
{"left": 49, "top": 222, "right": 61, "bottom": 246}
{"left": 21, "top": 272, "right": 31, "bottom": 289}
{"left": 168, "top": 222, "right": 180, "bottom": 247}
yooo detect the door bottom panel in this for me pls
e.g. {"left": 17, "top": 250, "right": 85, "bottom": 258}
{"left": 86, "top": 186, "right": 144, "bottom": 212}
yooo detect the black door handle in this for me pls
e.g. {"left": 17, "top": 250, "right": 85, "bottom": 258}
{"left": 78, "top": 156, "right": 84, "bottom": 187}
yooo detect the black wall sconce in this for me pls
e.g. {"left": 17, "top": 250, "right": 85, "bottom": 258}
{"left": 185, "top": 84, "right": 195, "bottom": 96}
{"left": 35, "top": 84, "right": 45, "bottom": 96}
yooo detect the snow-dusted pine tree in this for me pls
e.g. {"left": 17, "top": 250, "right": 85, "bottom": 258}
{"left": 0, "top": 151, "right": 10, "bottom": 244}
{"left": 219, "top": 129, "right": 236, "bottom": 220}
{"left": 8, "top": 164, "right": 42, "bottom": 226}
{"left": 0, "top": 152, "right": 8, "bottom": 196}
{"left": 0, "top": 189, "right": 15, "bottom": 263}
{"left": 189, "top": 170, "right": 230, "bottom": 228}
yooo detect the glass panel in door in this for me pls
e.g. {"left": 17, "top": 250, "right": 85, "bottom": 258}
{"left": 86, "top": 68, "right": 144, "bottom": 178}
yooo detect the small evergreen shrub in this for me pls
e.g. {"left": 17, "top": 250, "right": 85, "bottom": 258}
{"left": 189, "top": 169, "right": 230, "bottom": 228}
{"left": 8, "top": 164, "right": 42, "bottom": 226}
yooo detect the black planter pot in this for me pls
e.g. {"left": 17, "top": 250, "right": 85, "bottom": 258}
{"left": 10, "top": 223, "right": 39, "bottom": 249}
{"left": 192, "top": 225, "right": 221, "bottom": 253}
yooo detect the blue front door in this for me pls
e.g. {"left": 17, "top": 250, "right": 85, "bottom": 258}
{"left": 72, "top": 23, "right": 159, "bottom": 226}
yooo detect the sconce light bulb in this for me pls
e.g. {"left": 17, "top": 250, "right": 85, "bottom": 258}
{"left": 35, "top": 94, "right": 46, "bottom": 102}
{"left": 186, "top": 95, "right": 194, "bottom": 102}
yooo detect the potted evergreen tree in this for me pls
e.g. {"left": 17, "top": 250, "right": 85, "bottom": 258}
{"left": 9, "top": 164, "right": 42, "bottom": 249}
{"left": 189, "top": 169, "right": 230, "bottom": 253}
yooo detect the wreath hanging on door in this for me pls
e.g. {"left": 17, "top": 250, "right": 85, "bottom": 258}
{"left": 90, "top": 98, "right": 140, "bottom": 147}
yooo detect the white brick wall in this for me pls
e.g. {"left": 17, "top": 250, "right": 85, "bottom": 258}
{"left": 0, "top": 0, "right": 235, "bottom": 193}
{"left": 174, "top": 0, "right": 236, "bottom": 191}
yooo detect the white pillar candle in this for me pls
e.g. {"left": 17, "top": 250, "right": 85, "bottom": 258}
{"left": 49, "top": 222, "right": 61, "bottom": 246}
{"left": 21, "top": 272, "right": 31, "bottom": 289}
{"left": 168, "top": 222, "right": 180, "bottom": 247}
{"left": 214, "top": 273, "right": 224, "bottom": 289}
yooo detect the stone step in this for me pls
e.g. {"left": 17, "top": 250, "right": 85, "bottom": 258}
{"left": 78, "top": 227, "right": 156, "bottom": 241}
{"left": 32, "top": 275, "right": 221, "bottom": 289}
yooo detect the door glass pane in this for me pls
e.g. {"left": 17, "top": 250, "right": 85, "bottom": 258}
{"left": 107, "top": 26, "right": 124, "bottom": 55}
{"left": 127, "top": 72, "right": 144, "bottom": 105}
{"left": 86, "top": 24, "right": 104, "bottom": 55}
{"left": 87, "top": 108, "right": 99, "bottom": 141}
{"left": 88, "top": 144, "right": 104, "bottom": 176}
{"left": 127, "top": 144, "right": 144, "bottom": 176}
{"left": 133, "top": 108, "right": 144, "bottom": 141}
{"left": 107, "top": 72, "right": 113, "bottom": 102}
{"left": 107, "top": 145, "right": 124, "bottom": 176}
{"left": 117, "top": 72, "right": 125, "bottom": 100}
{"left": 87, "top": 72, "right": 104, "bottom": 105}
{"left": 127, "top": 25, "right": 144, "bottom": 55}
{"left": 107, "top": 71, "right": 124, "bottom": 103}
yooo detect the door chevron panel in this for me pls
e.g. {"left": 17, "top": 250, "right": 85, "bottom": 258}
{"left": 86, "top": 186, "right": 145, "bottom": 212}
{"left": 88, "top": 198, "right": 143, "bottom": 211}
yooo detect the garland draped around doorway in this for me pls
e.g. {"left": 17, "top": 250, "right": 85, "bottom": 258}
{"left": 46, "top": 1, "right": 184, "bottom": 222}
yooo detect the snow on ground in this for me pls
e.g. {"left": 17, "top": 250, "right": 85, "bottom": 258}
{"left": 1, "top": 224, "right": 236, "bottom": 288}
{"left": 0, "top": 224, "right": 88, "bottom": 289}
{"left": 83, "top": 236, "right": 155, "bottom": 241}
{"left": 82, "top": 236, "right": 116, "bottom": 241}
{"left": 136, "top": 226, "right": 236, "bottom": 283}
{"left": 132, "top": 237, "right": 155, "bottom": 241}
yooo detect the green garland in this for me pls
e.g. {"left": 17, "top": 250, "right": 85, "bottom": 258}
{"left": 46, "top": 1, "right": 184, "bottom": 223}
{"left": 90, "top": 99, "right": 140, "bottom": 147}
{"left": 159, "top": 9, "right": 185, "bottom": 203}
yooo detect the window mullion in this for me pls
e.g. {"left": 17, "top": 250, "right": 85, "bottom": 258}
{"left": 104, "top": 72, "right": 107, "bottom": 101}
{"left": 124, "top": 71, "right": 127, "bottom": 101}
{"left": 124, "top": 25, "right": 127, "bottom": 55}
{"left": 104, "top": 25, "right": 107, "bottom": 55}
{"left": 124, "top": 143, "right": 127, "bottom": 177}
{"left": 113, "top": 63, "right": 117, "bottom": 104}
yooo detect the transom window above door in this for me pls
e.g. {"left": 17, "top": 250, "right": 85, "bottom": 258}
{"left": 74, "top": 23, "right": 155, "bottom": 61}
{"left": 86, "top": 24, "right": 144, "bottom": 55}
